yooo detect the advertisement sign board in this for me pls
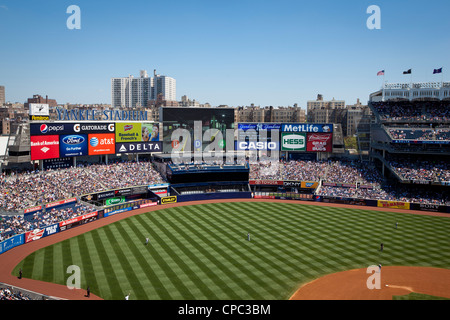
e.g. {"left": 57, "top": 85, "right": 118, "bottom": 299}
{"left": 306, "top": 133, "right": 333, "bottom": 152}
{"left": 30, "top": 135, "right": 60, "bottom": 160}
{"left": 115, "top": 123, "right": 142, "bottom": 142}
{"left": 88, "top": 133, "right": 115, "bottom": 155}
{"left": 161, "top": 196, "right": 177, "bottom": 204}
{"left": 281, "top": 133, "right": 306, "bottom": 151}
{"left": 281, "top": 123, "right": 333, "bottom": 133}
{"left": 115, "top": 141, "right": 162, "bottom": 154}
{"left": 60, "top": 134, "right": 88, "bottom": 157}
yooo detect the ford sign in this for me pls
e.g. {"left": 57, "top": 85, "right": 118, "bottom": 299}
{"left": 62, "top": 135, "right": 85, "bottom": 145}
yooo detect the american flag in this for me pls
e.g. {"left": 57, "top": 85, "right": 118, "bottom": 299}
{"left": 377, "top": 70, "right": 385, "bottom": 76}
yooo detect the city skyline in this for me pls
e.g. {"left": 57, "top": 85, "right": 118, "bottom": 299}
{"left": 0, "top": 0, "right": 449, "bottom": 107}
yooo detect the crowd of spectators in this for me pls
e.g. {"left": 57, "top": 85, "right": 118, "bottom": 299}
{"left": 0, "top": 202, "right": 96, "bottom": 241}
{"left": 1, "top": 157, "right": 449, "bottom": 242}
{"left": 389, "top": 128, "right": 435, "bottom": 140}
{"left": 386, "top": 156, "right": 450, "bottom": 182}
{"left": 371, "top": 101, "right": 450, "bottom": 122}
{"left": 0, "top": 161, "right": 165, "bottom": 213}
{"left": 381, "top": 183, "right": 450, "bottom": 205}
{"left": 249, "top": 161, "right": 282, "bottom": 180}
{"left": 249, "top": 159, "right": 449, "bottom": 205}
{"left": 282, "top": 160, "right": 328, "bottom": 181}
{"left": 324, "top": 160, "right": 384, "bottom": 186}
{"left": 0, "top": 287, "right": 32, "bottom": 300}
{"left": 435, "top": 129, "right": 450, "bottom": 141}
{"left": 316, "top": 186, "right": 391, "bottom": 200}
{"left": 250, "top": 160, "right": 383, "bottom": 185}
{"left": 388, "top": 128, "right": 450, "bottom": 141}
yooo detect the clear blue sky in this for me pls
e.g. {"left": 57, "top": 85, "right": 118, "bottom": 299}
{"left": 0, "top": 0, "right": 449, "bottom": 108}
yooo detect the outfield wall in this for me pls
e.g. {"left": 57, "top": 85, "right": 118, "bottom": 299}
{"left": 175, "top": 192, "right": 252, "bottom": 203}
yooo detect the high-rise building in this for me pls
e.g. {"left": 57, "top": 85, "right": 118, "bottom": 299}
{"left": 111, "top": 69, "right": 176, "bottom": 108}
{"left": 152, "top": 70, "right": 176, "bottom": 102}
{"left": 0, "top": 86, "right": 5, "bottom": 105}
{"left": 111, "top": 71, "right": 153, "bottom": 108}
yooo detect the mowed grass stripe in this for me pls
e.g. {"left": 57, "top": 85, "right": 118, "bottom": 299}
{"left": 75, "top": 233, "right": 100, "bottom": 295}
{"left": 142, "top": 212, "right": 245, "bottom": 300}
{"left": 41, "top": 244, "right": 54, "bottom": 283}
{"left": 210, "top": 203, "right": 319, "bottom": 276}
{"left": 52, "top": 242, "right": 65, "bottom": 285}
{"left": 124, "top": 217, "right": 205, "bottom": 300}
{"left": 81, "top": 231, "right": 113, "bottom": 299}
{"left": 19, "top": 248, "right": 39, "bottom": 279}
{"left": 163, "top": 207, "right": 269, "bottom": 299}
{"left": 15, "top": 202, "right": 450, "bottom": 300}
{"left": 139, "top": 213, "right": 222, "bottom": 300}
{"left": 89, "top": 228, "right": 126, "bottom": 299}
{"left": 114, "top": 219, "right": 178, "bottom": 300}
{"left": 214, "top": 202, "right": 348, "bottom": 275}
{"left": 101, "top": 225, "right": 148, "bottom": 299}
{"left": 132, "top": 214, "right": 196, "bottom": 300}
{"left": 239, "top": 203, "right": 357, "bottom": 275}
{"left": 255, "top": 203, "right": 437, "bottom": 264}
{"left": 180, "top": 205, "right": 293, "bottom": 298}
{"left": 213, "top": 203, "right": 340, "bottom": 276}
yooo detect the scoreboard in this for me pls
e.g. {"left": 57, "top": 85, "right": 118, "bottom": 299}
{"left": 30, "top": 122, "right": 161, "bottom": 161}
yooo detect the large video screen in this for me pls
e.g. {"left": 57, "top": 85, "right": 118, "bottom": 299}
{"left": 161, "top": 107, "right": 235, "bottom": 153}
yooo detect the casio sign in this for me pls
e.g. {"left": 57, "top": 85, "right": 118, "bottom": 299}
{"left": 238, "top": 141, "right": 277, "bottom": 150}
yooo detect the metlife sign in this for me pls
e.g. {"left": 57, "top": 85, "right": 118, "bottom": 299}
{"left": 281, "top": 123, "right": 333, "bottom": 133}
{"left": 281, "top": 133, "right": 306, "bottom": 151}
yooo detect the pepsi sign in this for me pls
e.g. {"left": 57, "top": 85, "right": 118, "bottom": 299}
{"left": 60, "top": 134, "right": 88, "bottom": 157}
{"left": 30, "top": 123, "right": 69, "bottom": 135}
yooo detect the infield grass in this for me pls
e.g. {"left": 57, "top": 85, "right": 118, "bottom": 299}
{"left": 13, "top": 202, "right": 450, "bottom": 300}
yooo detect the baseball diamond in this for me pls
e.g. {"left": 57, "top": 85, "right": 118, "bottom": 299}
{"left": 5, "top": 200, "right": 450, "bottom": 300}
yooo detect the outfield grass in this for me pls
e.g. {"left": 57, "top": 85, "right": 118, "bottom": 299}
{"left": 13, "top": 202, "right": 450, "bottom": 300}
{"left": 393, "top": 293, "right": 450, "bottom": 300}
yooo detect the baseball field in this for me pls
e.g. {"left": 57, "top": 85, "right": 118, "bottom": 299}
{"left": 10, "top": 201, "right": 450, "bottom": 300}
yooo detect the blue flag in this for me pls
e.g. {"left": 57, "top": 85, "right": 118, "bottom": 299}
{"left": 433, "top": 68, "right": 442, "bottom": 74}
